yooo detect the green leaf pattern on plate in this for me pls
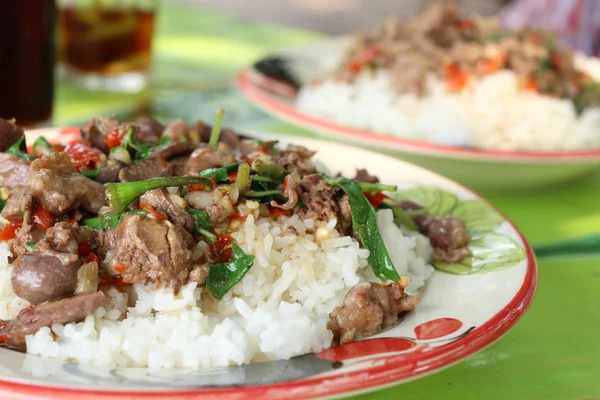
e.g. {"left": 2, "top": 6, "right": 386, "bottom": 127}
{"left": 390, "top": 187, "right": 526, "bottom": 275}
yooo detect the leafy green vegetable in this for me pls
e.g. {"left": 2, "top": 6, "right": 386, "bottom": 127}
{"left": 235, "top": 163, "right": 250, "bottom": 191}
{"left": 390, "top": 188, "right": 458, "bottom": 216}
{"left": 26, "top": 242, "right": 36, "bottom": 250}
{"left": 451, "top": 199, "right": 503, "bottom": 234}
{"left": 186, "top": 208, "right": 217, "bottom": 243}
{"left": 6, "top": 136, "right": 35, "bottom": 161}
{"left": 81, "top": 168, "right": 102, "bottom": 179}
{"left": 206, "top": 242, "right": 255, "bottom": 300}
{"left": 208, "top": 108, "right": 225, "bottom": 150}
{"left": 358, "top": 182, "right": 397, "bottom": 193}
{"left": 198, "top": 163, "right": 240, "bottom": 182}
{"left": 250, "top": 174, "right": 274, "bottom": 183}
{"left": 574, "top": 82, "right": 600, "bottom": 114}
{"left": 538, "top": 58, "right": 554, "bottom": 72}
{"left": 0, "top": 200, "right": 5, "bottom": 213}
{"left": 82, "top": 210, "right": 147, "bottom": 230}
{"left": 251, "top": 159, "right": 287, "bottom": 180}
{"left": 106, "top": 176, "right": 212, "bottom": 213}
{"left": 245, "top": 189, "right": 282, "bottom": 198}
{"left": 32, "top": 137, "right": 52, "bottom": 157}
{"left": 434, "top": 233, "right": 526, "bottom": 274}
{"left": 325, "top": 176, "right": 400, "bottom": 282}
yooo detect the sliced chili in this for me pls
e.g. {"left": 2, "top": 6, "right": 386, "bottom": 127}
{"left": 140, "top": 203, "right": 167, "bottom": 221}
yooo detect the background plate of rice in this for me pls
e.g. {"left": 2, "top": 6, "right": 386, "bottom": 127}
{"left": 0, "top": 127, "right": 537, "bottom": 400}
{"left": 237, "top": 37, "right": 600, "bottom": 192}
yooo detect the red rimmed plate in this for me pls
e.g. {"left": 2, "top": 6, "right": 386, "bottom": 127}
{"left": 0, "top": 128, "right": 537, "bottom": 399}
{"left": 237, "top": 38, "right": 600, "bottom": 192}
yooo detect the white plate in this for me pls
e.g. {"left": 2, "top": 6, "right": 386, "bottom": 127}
{"left": 0, "top": 128, "right": 537, "bottom": 399}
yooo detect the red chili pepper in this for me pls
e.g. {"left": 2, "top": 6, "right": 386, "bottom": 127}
{"left": 282, "top": 175, "right": 290, "bottom": 193}
{"left": 99, "top": 275, "right": 128, "bottom": 287}
{"left": 113, "top": 264, "right": 128, "bottom": 274}
{"left": 0, "top": 223, "right": 21, "bottom": 241}
{"left": 458, "top": 19, "right": 477, "bottom": 32}
{"left": 0, "top": 335, "right": 9, "bottom": 343}
{"left": 32, "top": 205, "right": 54, "bottom": 231}
{"left": 104, "top": 128, "right": 124, "bottom": 149}
{"left": 363, "top": 192, "right": 386, "bottom": 208}
{"left": 85, "top": 252, "right": 100, "bottom": 265}
{"left": 267, "top": 205, "right": 290, "bottom": 218}
{"left": 246, "top": 151, "right": 263, "bottom": 167}
{"left": 445, "top": 63, "right": 470, "bottom": 92}
{"left": 209, "top": 235, "right": 234, "bottom": 263}
{"left": 528, "top": 32, "right": 541, "bottom": 46}
{"left": 229, "top": 214, "right": 248, "bottom": 222}
{"left": 261, "top": 141, "right": 278, "bottom": 153}
{"left": 347, "top": 60, "right": 363, "bottom": 74}
{"left": 68, "top": 218, "right": 77, "bottom": 225}
{"left": 228, "top": 170, "right": 238, "bottom": 182}
{"left": 63, "top": 142, "right": 104, "bottom": 171}
{"left": 189, "top": 184, "right": 206, "bottom": 192}
{"left": 140, "top": 203, "right": 167, "bottom": 221}
{"left": 78, "top": 242, "right": 92, "bottom": 258}
{"left": 477, "top": 52, "right": 506, "bottom": 75}
{"left": 524, "top": 77, "right": 540, "bottom": 93}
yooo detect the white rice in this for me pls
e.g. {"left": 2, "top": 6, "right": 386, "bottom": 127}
{"left": 0, "top": 211, "right": 433, "bottom": 369}
{"left": 296, "top": 56, "right": 600, "bottom": 151}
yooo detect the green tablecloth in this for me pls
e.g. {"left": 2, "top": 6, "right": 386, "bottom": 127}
{"left": 53, "top": 3, "right": 600, "bottom": 399}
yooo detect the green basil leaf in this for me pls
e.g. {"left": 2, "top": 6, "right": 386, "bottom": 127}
{"left": 82, "top": 168, "right": 102, "bottom": 179}
{"left": 6, "top": 136, "right": 35, "bottom": 161}
{"left": 325, "top": 176, "right": 400, "bottom": 282}
{"left": 0, "top": 199, "right": 5, "bottom": 213}
{"left": 82, "top": 210, "right": 147, "bottom": 230}
{"left": 198, "top": 163, "right": 240, "bottom": 183}
{"left": 207, "top": 242, "right": 254, "bottom": 300}
{"left": 186, "top": 208, "right": 216, "bottom": 242}
{"left": 32, "top": 136, "right": 52, "bottom": 157}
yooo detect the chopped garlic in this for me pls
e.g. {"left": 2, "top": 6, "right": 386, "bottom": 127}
{"left": 315, "top": 226, "right": 330, "bottom": 241}
{"left": 245, "top": 200, "right": 259, "bottom": 209}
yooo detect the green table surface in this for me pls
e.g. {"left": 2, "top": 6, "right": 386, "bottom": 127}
{"left": 52, "top": 3, "right": 600, "bottom": 399}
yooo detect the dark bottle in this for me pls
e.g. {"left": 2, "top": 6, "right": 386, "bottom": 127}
{"left": 0, "top": 1, "right": 56, "bottom": 126}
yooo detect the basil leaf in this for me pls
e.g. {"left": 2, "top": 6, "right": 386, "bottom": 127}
{"left": 32, "top": 136, "right": 52, "bottom": 157}
{"left": 82, "top": 168, "right": 102, "bottom": 178}
{"left": 325, "top": 176, "right": 400, "bottom": 282}
{"left": 0, "top": 200, "right": 5, "bottom": 213}
{"left": 82, "top": 215, "right": 121, "bottom": 230}
{"left": 198, "top": 163, "right": 240, "bottom": 183}
{"left": 6, "top": 136, "right": 35, "bottom": 161}
{"left": 207, "top": 242, "right": 254, "bottom": 300}
{"left": 133, "top": 141, "right": 154, "bottom": 162}
{"left": 186, "top": 207, "right": 216, "bottom": 242}
{"left": 82, "top": 210, "right": 147, "bottom": 230}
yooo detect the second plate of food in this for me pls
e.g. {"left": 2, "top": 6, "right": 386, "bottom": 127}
{"left": 237, "top": 4, "right": 600, "bottom": 192}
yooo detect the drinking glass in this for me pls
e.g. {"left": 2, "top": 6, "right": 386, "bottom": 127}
{"left": 57, "top": 0, "right": 158, "bottom": 92}
{"left": 0, "top": 1, "right": 56, "bottom": 126}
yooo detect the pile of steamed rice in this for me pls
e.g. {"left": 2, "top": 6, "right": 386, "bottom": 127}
{"left": 0, "top": 210, "right": 434, "bottom": 369}
{"left": 296, "top": 55, "right": 600, "bottom": 151}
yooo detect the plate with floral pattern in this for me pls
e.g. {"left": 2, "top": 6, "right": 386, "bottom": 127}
{"left": 0, "top": 127, "right": 537, "bottom": 400}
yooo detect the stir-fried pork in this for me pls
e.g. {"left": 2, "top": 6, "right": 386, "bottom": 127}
{"left": 108, "top": 214, "right": 194, "bottom": 289}
{"left": 0, "top": 154, "right": 30, "bottom": 189}
{"left": 0, "top": 291, "right": 106, "bottom": 351}
{"left": 0, "top": 119, "right": 24, "bottom": 152}
{"left": 29, "top": 153, "right": 107, "bottom": 214}
{"left": 328, "top": 280, "right": 419, "bottom": 345}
